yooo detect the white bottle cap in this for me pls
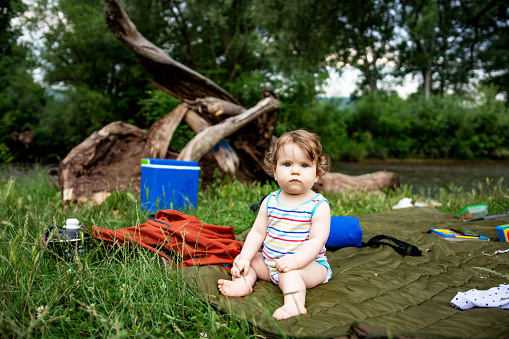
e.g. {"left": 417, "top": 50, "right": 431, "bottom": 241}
{"left": 65, "top": 218, "right": 80, "bottom": 229}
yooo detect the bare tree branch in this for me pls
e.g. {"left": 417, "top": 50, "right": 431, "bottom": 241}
{"left": 104, "top": 0, "right": 240, "bottom": 104}
{"left": 178, "top": 96, "right": 279, "bottom": 161}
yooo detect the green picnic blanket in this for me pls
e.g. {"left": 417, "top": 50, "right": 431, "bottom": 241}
{"left": 182, "top": 207, "right": 509, "bottom": 338}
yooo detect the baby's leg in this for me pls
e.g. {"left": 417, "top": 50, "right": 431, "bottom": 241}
{"left": 273, "top": 261, "right": 327, "bottom": 320}
{"left": 218, "top": 253, "right": 269, "bottom": 297}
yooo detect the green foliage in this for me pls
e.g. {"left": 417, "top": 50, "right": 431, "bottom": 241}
{"left": 31, "top": 0, "right": 151, "bottom": 125}
{"left": 138, "top": 90, "right": 182, "bottom": 127}
{"left": 138, "top": 90, "right": 195, "bottom": 151}
{"left": 451, "top": 87, "right": 509, "bottom": 159}
{"left": 10, "top": 0, "right": 153, "bottom": 162}
{"left": 271, "top": 88, "right": 509, "bottom": 162}
{"left": 472, "top": 3, "right": 509, "bottom": 99}
{"left": 2, "top": 0, "right": 508, "bottom": 166}
{"left": 332, "top": 0, "right": 398, "bottom": 93}
{"left": 276, "top": 98, "right": 363, "bottom": 161}
{"left": 250, "top": 0, "right": 336, "bottom": 73}
{"left": 0, "top": 46, "right": 45, "bottom": 136}
{"left": 393, "top": 0, "right": 507, "bottom": 97}
{"left": 480, "top": 26, "right": 509, "bottom": 98}
{"left": 336, "top": 90, "right": 509, "bottom": 160}
{"left": 35, "top": 87, "right": 114, "bottom": 162}
{"left": 123, "top": 0, "right": 302, "bottom": 108}
{"left": 10, "top": 0, "right": 328, "bottom": 163}
{"left": 0, "top": 143, "right": 13, "bottom": 167}
{"left": 0, "top": 0, "right": 46, "bottom": 162}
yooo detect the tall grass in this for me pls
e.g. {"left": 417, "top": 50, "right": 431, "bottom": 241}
{"left": 1, "top": 167, "right": 508, "bottom": 337}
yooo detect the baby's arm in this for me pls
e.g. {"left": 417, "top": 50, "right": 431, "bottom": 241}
{"left": 232, "top": 197, "right": 269, "bottom": 277}
{"left": 275, "top": 202, "right": 331, "bottom": 272}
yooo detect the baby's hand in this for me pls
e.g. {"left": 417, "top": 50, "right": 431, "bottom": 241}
{"left": 231, "top": 256, "right": 251, "bottom": 278}
{"left": 275, "top": 255, "right": 298, "bottom": 273}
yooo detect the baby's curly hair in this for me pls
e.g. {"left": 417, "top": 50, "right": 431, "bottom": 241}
{"left": 264, "top": 129, "right": 331, "bottom": 177}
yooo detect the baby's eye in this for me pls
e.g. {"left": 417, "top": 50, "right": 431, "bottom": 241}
{"left": 283, "top": 162, "right": 291, "bottom": 167}
{"left": 302, "top": 164, "right": 309, "bottom": 168}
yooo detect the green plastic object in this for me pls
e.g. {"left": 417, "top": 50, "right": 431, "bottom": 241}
{"left": 456, "top": 204, "right": 488, "bottom": 219}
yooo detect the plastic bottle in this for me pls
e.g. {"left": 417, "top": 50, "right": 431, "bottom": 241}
{"left": 42, "top": 218, "right": 91, "bottom": 258}
{"left": 63, "top": 218, "right": 81, "bottom": 240}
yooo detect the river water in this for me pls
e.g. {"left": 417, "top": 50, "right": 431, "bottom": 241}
{"left": 332, "top": 160, "right": 508, "bottom": 194}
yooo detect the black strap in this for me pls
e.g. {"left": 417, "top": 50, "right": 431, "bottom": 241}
{"left": 249, "top": 196, "right": 267, "bottom": 212}
{"left": 363, "top": 235, "right": 422, "bottom": 257}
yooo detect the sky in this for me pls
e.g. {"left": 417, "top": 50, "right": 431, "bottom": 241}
{"left": 323, "top": 67, "right": 421, "bottom": 98}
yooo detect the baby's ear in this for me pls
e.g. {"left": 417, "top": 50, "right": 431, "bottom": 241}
{"left": 315, "top": 163, "right": 324, "bottom": 180}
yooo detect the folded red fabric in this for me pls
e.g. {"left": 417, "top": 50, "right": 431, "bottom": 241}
{"left": 93, "top": 209, "right": 243, "bottom": 268}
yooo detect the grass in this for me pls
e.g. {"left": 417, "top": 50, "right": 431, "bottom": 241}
{"left": 0, "top": 166, "right": 508, "bottom": 338}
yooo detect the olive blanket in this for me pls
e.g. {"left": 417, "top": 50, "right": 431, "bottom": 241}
{"left": 182, "top": 207, "right": 509, "bottom": 338}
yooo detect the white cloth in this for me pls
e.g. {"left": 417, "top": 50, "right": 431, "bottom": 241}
{"left": 451, "top": 284, "right": 509, "bottom": 310}
{"left": 392, "top": 198, "right": 413, "bottom": 209}
{"left": 391, "top": 197, "right": 429, "bottom": 209}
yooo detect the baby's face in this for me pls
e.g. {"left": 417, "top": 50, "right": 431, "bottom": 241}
{"left": 273, "top": 143, "right": 318, "bottom": 196}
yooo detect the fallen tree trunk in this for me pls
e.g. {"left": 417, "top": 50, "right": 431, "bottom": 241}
{"left": 314, "top": 171, "right": 400, "bottom": 194}
{"left": 60, "top": 121, "right": 148, "bottom": 203}
{"left": 184, "top": 110, "right": 240, "bottom": 175}
{"left": 141, "top": 103, "right": 189, "bottom": 159}
{"left": 58, "top": 120, "right": 399, "bottom": 203}
{"left": 184, "top": 97, "right": 246, "bottom": 118}
{"left": 54, "top": 0, "right": 402, "bottom": 204}
{"left": 178, "top": 96, "right": 279, "bottom": 162}
{"left": 104, "top": 0, "right": 239, "bottom": 105}
{"left": 104, "top": 0, "right": 274, "bottom": 181}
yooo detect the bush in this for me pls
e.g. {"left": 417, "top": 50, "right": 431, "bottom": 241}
{"left": 331, "top": 89, "right": 509, "bottom": 160}
{"left": 0, "top": 143, "right": 13, "bottom": 167}
{"left": 138, "top": 90, "right": 194, "bottom": 151}
{"left": 35, "top": 87, "right": 114, "bottom": 163}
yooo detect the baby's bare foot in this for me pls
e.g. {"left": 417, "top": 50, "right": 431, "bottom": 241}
{"left": 272, "top": 304, "right": 307, "bottom": 321}
{"left": 217, "top": 279, "right": 253, "bottom": 297}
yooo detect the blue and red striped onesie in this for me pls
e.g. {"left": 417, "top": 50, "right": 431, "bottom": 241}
{"left": 263, "top": 189, "right": 332, "bottom": 284}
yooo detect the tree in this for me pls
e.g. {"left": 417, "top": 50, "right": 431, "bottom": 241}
{"left": 475, "top": 2, "right": 509, "bottom": 100}
{"left": 24, "top": 0, "right": 332, "bottom": 161}
{"left": 28, "top": 0, "right": 151, "bottom": 124}
{"left": 395, "top": 0, "right": 507, "bottom": 99}
{"left": 249, "top": 1, "right": 336, "bottom": 71}
{"left": 480, "top": 26, "right": 509, "bottom": 101}
{"left": 434, "top": 0, "right": 507, "bottom": 96}
{"left": 13, "top": 0, "right": 159, "bottom": 161}
{"left": 57, "top": 0, "right": 399, "bottom": 203}
{"left": 331, "top": 0, "right": 398, "bottom": 93}
{"left": 0, "top": 0, "right": 46, "bottom": 162}
{"left": 248, "top": 0, "right": 401, "bottom": 95}
{"left": 396, "top": 0, "right": 444, "bottom": 99}
{"left": 124, "top": 0, "right": 329, "bottom": 108}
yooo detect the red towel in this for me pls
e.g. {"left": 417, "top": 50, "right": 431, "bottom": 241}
{"left": 92, "top": 209, "right": 243, "bottom": 268}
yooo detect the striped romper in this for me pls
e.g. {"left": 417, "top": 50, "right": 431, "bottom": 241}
{"left": 262, "top": 189, "right": 332, "bottom": 284}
